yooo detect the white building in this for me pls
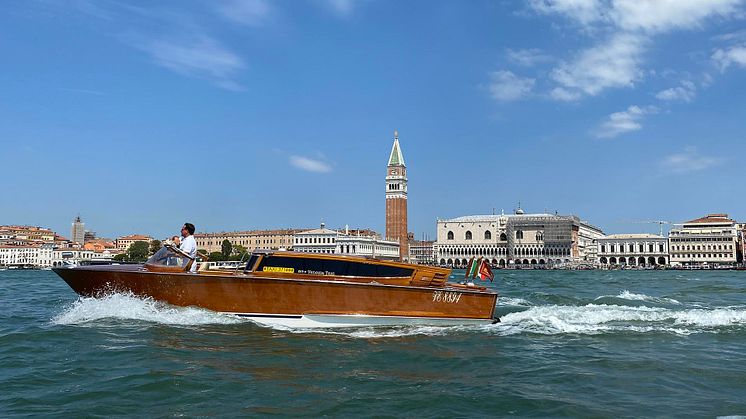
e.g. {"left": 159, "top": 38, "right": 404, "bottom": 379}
{"left": 434, "top": 209, "right": 598, "bottom": 268}
{"left": 293, "top": 224, "right": 399, "bottom": 260}
{"left": 597, "top": 234, "right": 668, "bottom": 267}
{"left": 52, "top": 248, "right": 113, "bottom": 267}
{"left": 577, "top": 222, "right": 605, "bottom": 264}
{"left": 669, "top": 214, "right": 738, "bottom": 267}
{"left": 409, "top": 239, "right": 435, "bottom": 265}
{"left": 0, "top": 244, "right": 54, "bottom": 268}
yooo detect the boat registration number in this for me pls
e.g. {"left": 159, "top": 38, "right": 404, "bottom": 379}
{"left": 432, "top": 291, "right": 462, "bottom": 303}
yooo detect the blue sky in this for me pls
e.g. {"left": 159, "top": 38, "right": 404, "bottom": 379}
{"left": 2, "top": 0, "right": 745, "bottom": 240}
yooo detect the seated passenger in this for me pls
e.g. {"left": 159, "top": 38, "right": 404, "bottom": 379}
{"left": 179, "top": 223, "right": 197, "bottom": 272}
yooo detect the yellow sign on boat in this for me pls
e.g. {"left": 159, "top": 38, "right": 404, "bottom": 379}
{"left": 263, "top": 266, "right": 295, "bottom": 273}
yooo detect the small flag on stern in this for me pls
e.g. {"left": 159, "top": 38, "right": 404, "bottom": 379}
{"left": 471, "top": 257, "right": 483, "bottom": 279}
{"left": 464, "top": 257, "right": 475, "bottom": 279}
{"left": 477, "top": 259, "right": 494, "bottom": 282}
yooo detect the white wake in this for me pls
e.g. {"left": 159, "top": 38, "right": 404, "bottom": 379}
{"left": 52, "top": 293, "right": 243, "bottom": 326}
{"left": 493, "top": 304, "right": 746, "bottom": 336}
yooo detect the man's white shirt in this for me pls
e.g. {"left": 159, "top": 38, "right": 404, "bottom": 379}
{"left": 180, "top": 235, "right": 197, "bottom": 271}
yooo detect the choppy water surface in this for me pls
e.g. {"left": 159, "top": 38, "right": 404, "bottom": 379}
{"left": 2, "top": 269, "right": 746, "bottom": 417}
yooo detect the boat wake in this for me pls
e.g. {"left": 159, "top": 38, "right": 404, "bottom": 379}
{"left": 52, "top": 293, "right": 244, "bottom": 326}
{"left": 493, "top": 303, "right": 746, "bottom": 336}
{"left": 50, "top": 293, "right": 746, "bottom": 339}
{"left": 594, "top": 290, "right": 681, "bottom": 305}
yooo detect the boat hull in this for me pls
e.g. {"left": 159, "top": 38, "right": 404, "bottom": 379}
{"left": 53, "top": 265, "right": 498, "bottom": 327}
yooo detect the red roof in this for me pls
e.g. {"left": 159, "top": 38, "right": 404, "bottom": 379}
{"left": 685, "top": 214, "right": 734, "bottom": 224}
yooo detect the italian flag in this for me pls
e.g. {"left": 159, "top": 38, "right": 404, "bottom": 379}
{"left": 467, "top": 257, "right": 481, "bottom": 278}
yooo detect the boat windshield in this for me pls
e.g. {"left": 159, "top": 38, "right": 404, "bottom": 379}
{"left": 146, "top": 246, "right": 192, "bottom": 269}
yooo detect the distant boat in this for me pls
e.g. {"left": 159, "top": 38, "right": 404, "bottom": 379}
{"left": 53, "top": 246, "right": 499, "bottom": 328}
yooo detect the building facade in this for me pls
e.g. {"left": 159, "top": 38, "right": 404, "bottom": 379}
{"left": 0, "top": 225, "right": 55, "bottom": 243}
{"left": 669, "top": 214, "right": 738, "bottom": 267}
{"left": 385, "top": 130, "right": 409, "bottom": 261}
{"left": 0, "top": 244, "right": 54, "bottom": 268}
{"left": 293, "top": 224, "right": 399, "bottom": 260}
{"left": 577, "top": 222, "right": 605, "bottom": 264}
{"left": 115, "top": 234, "right": 154, "bottom": 250}
{"left": 597, "top": 234, "right": 668, "bottom": 267}
{"left": 195, "top": 229, "right": 301, "bottom": 253}
{"left": 71, "top": 216, "right": 85, "bottom": 245}
{"left": 52, "top": 248, "right": 112, "bottom": 266}
{"left": 434, "top": 209, "right": 588, "bottom": 268}
{"left": 337, "top": 235, "right": 400, "bottom": 260}
{"left": 409, "top": 238, "right": 435, "bottom": 265}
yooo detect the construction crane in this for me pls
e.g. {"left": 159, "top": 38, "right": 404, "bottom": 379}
{"left": 631, "top": 220, "right": 672, "bottom": 237}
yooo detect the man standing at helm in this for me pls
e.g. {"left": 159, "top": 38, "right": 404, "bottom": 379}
{"left": 179, "top": 222, "right": 197, "bottom": 272}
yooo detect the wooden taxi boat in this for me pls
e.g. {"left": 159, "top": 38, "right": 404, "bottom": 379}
{"left": 53, "top": 245, "right": 498, "bottom": 328}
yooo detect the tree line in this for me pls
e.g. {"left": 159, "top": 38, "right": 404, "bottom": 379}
{"left": 112, "top": 239, "right": 249, "bottom": 263}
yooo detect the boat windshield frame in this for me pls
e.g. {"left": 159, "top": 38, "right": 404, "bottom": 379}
{"left": 145, "top": 245, "right": 194, "bottom": 271}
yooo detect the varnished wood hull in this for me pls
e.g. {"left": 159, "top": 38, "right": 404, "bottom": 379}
{"left": 53, "top": 265, "right": 498, "bottom": 327}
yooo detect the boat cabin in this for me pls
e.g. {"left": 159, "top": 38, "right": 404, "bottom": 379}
{"left": 144, "top": 246, "right": 452, "bottom": 287}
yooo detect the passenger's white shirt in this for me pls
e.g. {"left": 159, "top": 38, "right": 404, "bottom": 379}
{"left": 180, "top": 235, "right": 197, "bottom": 271}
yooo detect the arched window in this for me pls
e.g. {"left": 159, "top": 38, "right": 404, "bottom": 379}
{"left": 484, "top": 231, "right": 492, "bottom": 240}
{"left": 447, "top": 231, "right": 454, "bottom": 240}
{"left": 465, "top": 231, "right": 472, "bottom": 240}
{"left": 516, "top": 230, "right": 523, "bottom": 240}
{"left": 500, "top": 233, "right": 507, "bottom": 241}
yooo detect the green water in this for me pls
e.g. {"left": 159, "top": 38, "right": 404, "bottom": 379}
{"left": 2, "top": 269, "right": 746, "bottom": 417}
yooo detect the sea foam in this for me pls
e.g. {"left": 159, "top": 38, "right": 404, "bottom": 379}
{"left": 492, "top": 304, "right": 746, "bottom": 336}
{"left": 595, "top": 290, "right": 681, "bottom": 305}
{"left": 52, "top": 293, "right": 243, "bottom": 326}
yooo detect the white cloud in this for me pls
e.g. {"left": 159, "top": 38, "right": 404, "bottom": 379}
{"left": 612, "top": 0, "right": 740, "bottom": 33}
{"left": 712, "top": 44, "right": 746, "bottom": 70}
{"left": 507, "top": 48, "right": 553, "bottom": 66}
{"left": 551, "top": 33, "right": 645, "bottom": 97}
{"left": 550, "top": 87, "right": 582, "bottom": 101}
{"left": 136, "top": 36, "right": 246, "bottom": 91}
{"left": 595, "top": 105, "right": 656, "bottom": 138}
{"left": 660, "top": 147, "right": 722, "bottom": 174}
{"left": 528, "top": 0, "right": 744, "bottom": 99}
{"left": 215, "top": 0, "right": 271, "bottom": 26}
{"left": 290, "top": 155, "right": 333, "bottom": 173}
{"left": 528, "top": 0, "right": 607, "bottom": 26}
{"left": 488, "top": 71, "right": 535, "bottom": 101}
{"left": 656, "top": 80, "right": 696, "bottom": 101}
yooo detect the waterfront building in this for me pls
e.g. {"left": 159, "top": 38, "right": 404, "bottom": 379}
{"left": 293, "top": 224, "right": 339, "bottom": 254}
{"left": 51, "top": 248, "right": 112, "bottom": 267}
{"left": 195, "top": 229, "right": 302, "bottom": 253}
{"left": 669, "top": 214, "right": 738, "bottom": 267}
{"left": 293, "top": 224, "right": 400, "bottom": 260}
{"left": 434, "top": 209, "right": 593, "bottom": 268}
{"left": 409, "top": 237, "right": 435, "bottom": 265}
{"left": 577, "top": 222, "right": 605, "bottom": 264}
{"left": 115, "top": 234, "right": 153, "bottom": 250}
{"left": 337, "top": 235, "right": 400, "bottom": 260}
{"left": 597, "top": 234, "right": 668, "bottom": 267}
{"left": 0, "top": 243, "right": 54, "bottom": 268}
{"left": 71, "top": 216, "right": 85, "bottom": 245}
{"left": 385, "top": 130, "right": 409, "bottom": 261}
{"left": 0, "top": 225, "right": 55, "bottom": 242}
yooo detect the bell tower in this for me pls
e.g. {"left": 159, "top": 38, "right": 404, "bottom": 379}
{"left": 385, "top": 130, "right": 408, "bottom": 260}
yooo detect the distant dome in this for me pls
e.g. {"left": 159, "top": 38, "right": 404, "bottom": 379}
{"left": 515, "top": 208, "right": 525, "bottom": 215}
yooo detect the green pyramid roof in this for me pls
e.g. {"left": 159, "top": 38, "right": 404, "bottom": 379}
{"left": 388, "top": 134, "right": 405, "bottom": 167}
